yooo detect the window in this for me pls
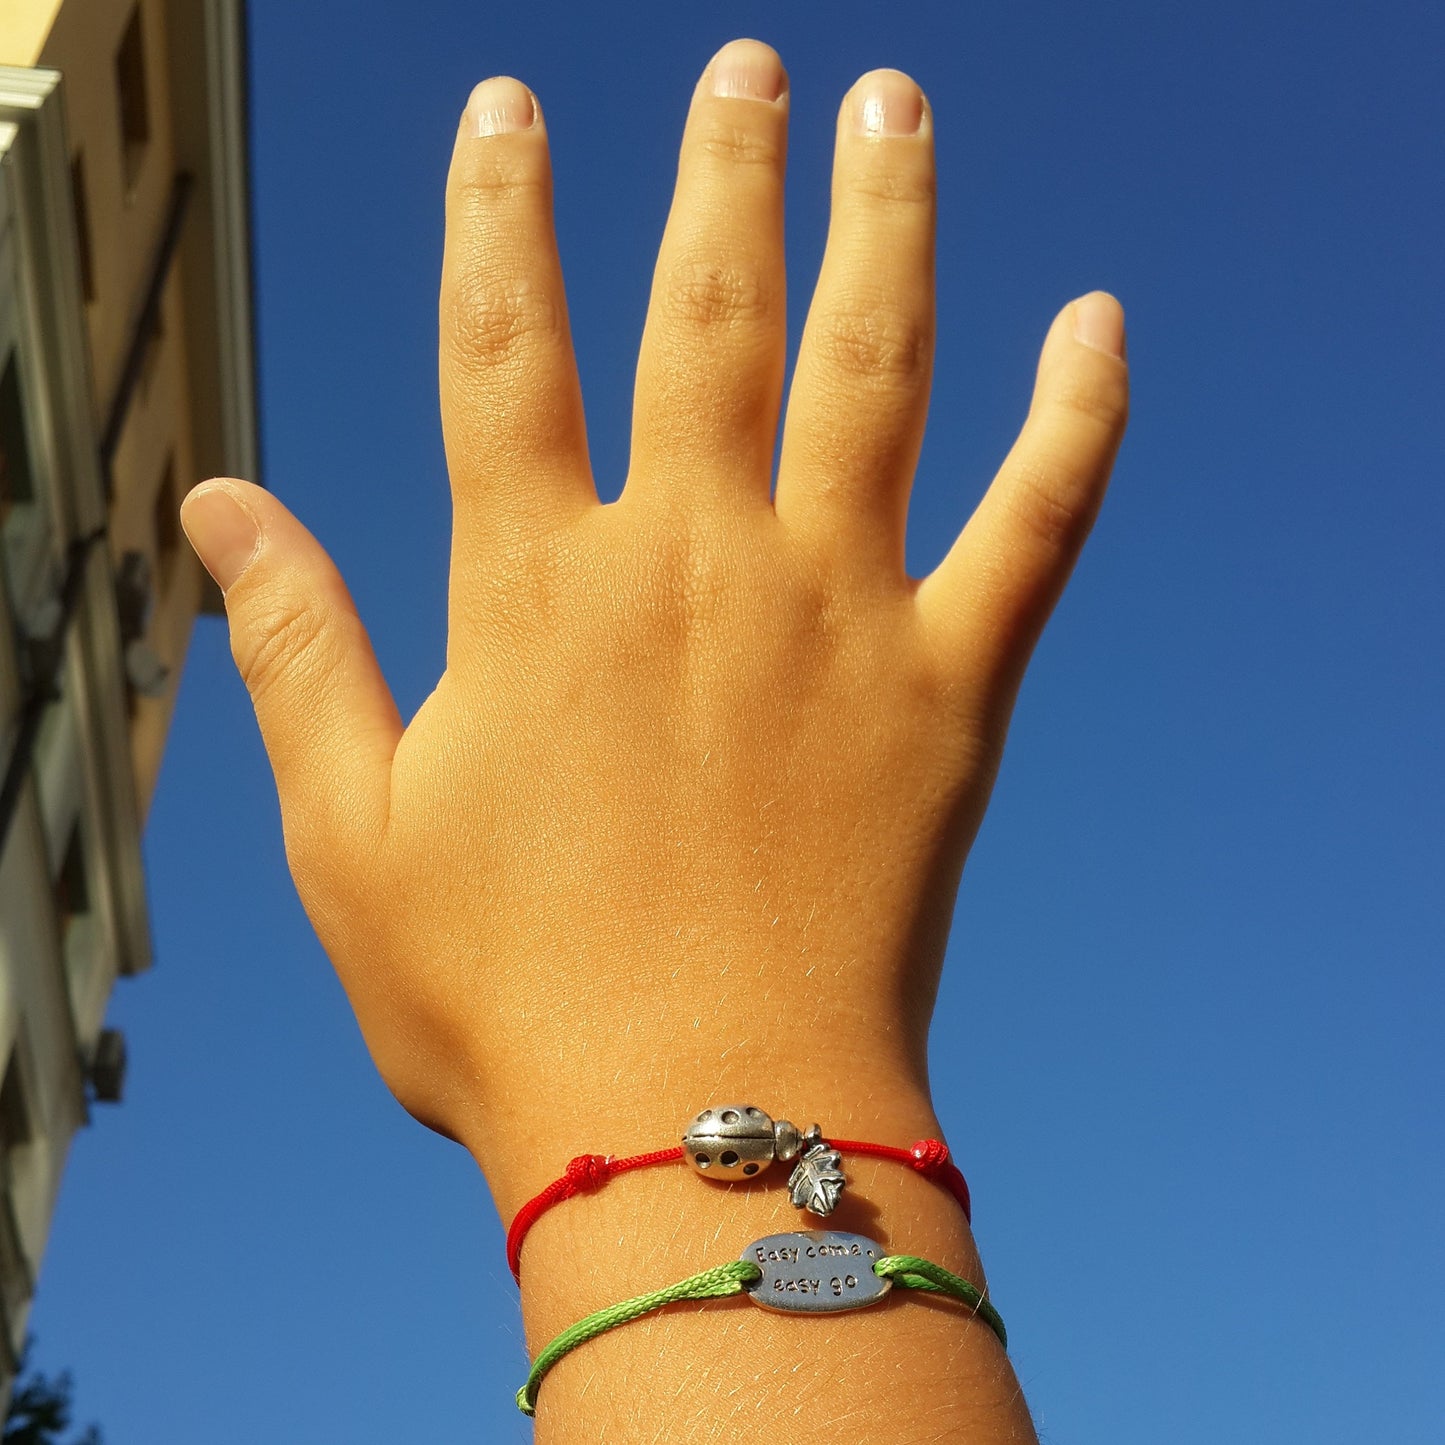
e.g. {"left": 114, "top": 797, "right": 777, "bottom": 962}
{"left": 53, "top": 810, "right": 104, "bottom": 1007}
{"left": 54, "top": 818, "right": 90, "bottom": 942}
{"left": 153, "top": 452, "right": 178, "bottom": 586}
{"left": 0, "top": 351, "right": 34, "bottom": 530}
{"left": 0, "top": 1054, "right": 32, "bottom": 1180}
{"left": 70, "top": 152, "right": 96, "bottom": 304}
{"left": 0, "top": 1048, "right": 36, "bottom": 1328}
{"left": 115, "top": 6, "right": 150, "bottom": 193}
{"left": 53, "top": 811, "right": 102, "bottom": 1011}
{"left": 136, "top": 298, "right": 164, "bottom": 401}
{"left": 0, "top": 347, "right": 51, "bottom": 620}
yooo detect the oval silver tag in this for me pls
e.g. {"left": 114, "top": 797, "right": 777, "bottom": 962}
{"left": 741, "top": 1231, "right": 891, "bottom": 1314}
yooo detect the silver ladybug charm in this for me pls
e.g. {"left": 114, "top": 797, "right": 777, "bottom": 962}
{"left": 682, "top": 1106, "right": 848, "bottom": 1216}
{"left": 683, "top": 1105, "right": 778, "bottom": 1180}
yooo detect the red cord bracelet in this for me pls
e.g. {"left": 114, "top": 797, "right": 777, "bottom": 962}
{"left": 506, "top": 1106, "right": 972, "bottom": 1282}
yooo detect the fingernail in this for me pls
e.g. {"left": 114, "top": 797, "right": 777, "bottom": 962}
{"left": 709, "top": 38, "right": 786, "bottom": 102}
{"left": 1073, "top": 292, "right": 1127, "bottom": 359}
{"left": 180, "top": 484, "right": 261, "bottom": 594}
{"left": 464, "top": 76, "right": 536, "bottom": 137}
{"left": 854, "top": 70, "right": 924, "bottom": 136}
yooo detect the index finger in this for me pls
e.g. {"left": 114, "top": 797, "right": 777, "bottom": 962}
{"left": 439, "top": 78, "right": 595, "bottom": 634}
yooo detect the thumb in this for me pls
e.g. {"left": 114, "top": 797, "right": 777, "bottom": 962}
{"left": 916, "top": 291, "right": 1130, "bottom": 708}
{"left": 179, "top": 478, "right": 403, "bottom": 860}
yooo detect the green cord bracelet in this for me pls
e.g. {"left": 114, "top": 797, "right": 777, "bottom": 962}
{"left": 517, "top": 1229, "right": 1007, "bottom": 1416}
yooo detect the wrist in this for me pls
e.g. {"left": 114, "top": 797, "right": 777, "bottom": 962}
{"left": 510, "top": 1120, "right": 1011, "bottom": 1442}
{"left": 443, "top": 892, "right": 949, "bottom": 1189}
{"left": 468, "top": 1052, "right": 939, "bottom": 1223}
{"left": 484, "top": 1074, "right": 979, "bottom": 1314}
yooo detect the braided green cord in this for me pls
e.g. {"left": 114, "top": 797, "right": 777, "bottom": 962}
{"left": 517, "top": 1251, "right": 1008, "bottom": 1414}
{"left": 516, "top": 1259, "right": 762, "bottom": 1416}
{"left": 873, "top": 1254, "right": 1008, "bottom": 1349}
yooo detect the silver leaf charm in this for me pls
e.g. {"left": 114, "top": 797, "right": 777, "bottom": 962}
{"left": 787, "top": 1141, "right": 846, "bottom": 1216}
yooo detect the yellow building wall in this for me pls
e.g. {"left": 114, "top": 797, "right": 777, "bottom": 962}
{"left": 8, "top": 0, "right": 210, "bottom": 820}
{"left": 0, "top": 1, "right": 62, "bottom": 68}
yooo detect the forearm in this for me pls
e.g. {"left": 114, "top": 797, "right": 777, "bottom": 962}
{"left": 490, "top": 1071, "right": 1036, "bottom": 1442}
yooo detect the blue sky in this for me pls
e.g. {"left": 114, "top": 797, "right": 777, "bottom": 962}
{"left": 27, "top": 1, "right": 1444, "bottom": 1440}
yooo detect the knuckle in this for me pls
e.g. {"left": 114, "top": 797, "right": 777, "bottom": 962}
{"left": 999, "top": 452, "right": 1095, "bottom": 552}
{"left": 845, "top": 164, "right": 936, "bottom": 209}
{"left": 446, "top": 271, "right": 563, "bottom": 369}
{"left": 447, "top": 149, "right": 548, "bottom": 213}
{"left": 661, "top": 256, "right": 777, "bottom": 332}
{"left": 285, "top": 808, "right": 376, "bottom": 925}
{"left": 811, "top": 292, "right": 933, "bottom": 385}
{"left": 692, "top": 116, "right": 785, "bottom": 171}
{"left": 1048, "top": 369, "right": 1130, "bottom": 431}
{"left": 234, "top": 595, "right": 335, "bottom": 706}
{"left": 282, "top": 815, "right": 345, "bottom": 915}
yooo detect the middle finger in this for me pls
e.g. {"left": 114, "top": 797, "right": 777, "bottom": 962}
{"left": 623, "top": 39, "right": 790, "bottom": 516}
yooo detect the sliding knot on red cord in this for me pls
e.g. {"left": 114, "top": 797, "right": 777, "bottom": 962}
{"left": 909, "top": 1138, "right": 950, "bottom": 1175}
{"left": 564, "top": 1154, "right": 613, "bottom": 1191}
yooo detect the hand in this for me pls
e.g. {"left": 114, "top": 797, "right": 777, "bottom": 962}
{"left": 179, "top": 39, "right": 1127, "bottom": 1221}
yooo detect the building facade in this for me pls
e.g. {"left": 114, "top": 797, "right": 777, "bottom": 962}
{"left": 0, "top": 0, "right": 257, "bottom": 1401}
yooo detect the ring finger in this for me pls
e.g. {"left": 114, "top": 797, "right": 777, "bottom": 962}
{"left": 775, "top": 70, "right": 936, "bottom": 580}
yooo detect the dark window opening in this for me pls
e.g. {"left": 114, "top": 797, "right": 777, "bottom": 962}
{"left": 154, "top": 453, "right": 178, "bottom": 579}
{"left": 70, "top": 152, "right": 96, "bottom": 304}
{"left": 54, "top": 819, "right": 90, "bottom": 940}
{"left": 115, "top": 6, "right": 150, "bottom": 192}
{"left": 0, "top": 1057, "right": 32, "bottom": 1161}
{"left": 0, "top": 352, "right": 36, "bottom": 529}
{"left": 0, "top": 1048, "right": 34, "bottom": 1206}
{"left": 0, "top": 1048, "right": 34, "bottom": 1306}
{"left": 137, "top": 300, "right": 164, "bottom": 400}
